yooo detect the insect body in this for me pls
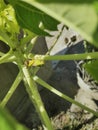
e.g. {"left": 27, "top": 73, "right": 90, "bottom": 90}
{"left": 25, "top": 55, "right": 44, "bottom": 67}
{"left": 27, "top": 59, "right": 44, "bottom": 67}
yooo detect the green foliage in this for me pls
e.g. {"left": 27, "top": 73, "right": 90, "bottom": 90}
{"left": 9, "top": 0, "right": 59, "bottom": 35}
{"left": 0, "top": 108, "right": 28, "bottom": 130}
{"left": 21, "top": 0, "right": 98, "bottom": 46}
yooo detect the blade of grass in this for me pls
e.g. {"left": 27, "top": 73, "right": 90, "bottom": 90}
{"left": 33, "top": 76, "right": 98, "bottom": 117}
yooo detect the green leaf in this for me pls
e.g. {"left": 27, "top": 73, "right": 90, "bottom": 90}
{"left": 84, "top": 60, "right": 98, "bottom": 82}
{"left": 19, "top": 0, "right": 98, "bottom": 46}
{"left": 0, "top": 107, "right": 28, "bottom": 130}
{"left": 9, "top": 1, "right": 59, "bottom": 35}
{"left": 41, "top": 14, "right": 59, "bottom": 31}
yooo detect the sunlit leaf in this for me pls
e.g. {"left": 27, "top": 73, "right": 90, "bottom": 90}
{"left": 8, "top": 0, "right": 59, "bottom": 35}
{"left": 18, "top": 0, "right": 98, "bottom": 47}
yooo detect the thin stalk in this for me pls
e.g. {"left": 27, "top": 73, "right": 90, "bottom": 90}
{"left": 46, "top": 25, "right": 65, "bottom": 55}
{"left": 20, "top": 30, "right": 36, "bottom": 46}
{"left": 0, "top": 71, "right": 23, "bottom": 107}
{"left": 0, "top": 50, "right": 16, "bottom": 64}
{"left": 22, "top": 65, "right": 54, "bottom": 130}
{"left": 27, "top": 52, "right": 98, "bottom": 62}
{"left": 33, "top": 76, "right": 98, "bottom": 117}
{"left": 25, "top": 36, "right": 38, "bottom": 53}
{"left": 0, "top": 30, "right": 14, "bottom": 48}
{"left": 44, "top": 52, "right": 98, "bottom": 61}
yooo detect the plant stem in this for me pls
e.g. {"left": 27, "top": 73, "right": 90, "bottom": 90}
{"left": 0, "top": 30, "right": 14, "bottom": 48}
{"left": 46, "top": 25, "right": 65, "bottom": 55}
{"left": 25, "top": 36, "right": 37, "bottom": 53}
{"left": 20, "top": 30, "right": 36, "bottom": 46}
{"left": 27, "top": 52, "right": 98, "bottom": 63}
{"left": 0, "top": 50, "right": 16, "bottom": 64}
{"left": 44, "top": 52, "right": 98, "bottom": 61}
{"left": 33, "top": 76, "right": 98, "bottom": 117}
{"left": 0, "top": 71, "right": 23, "bottom": 107}
{"left": 22, "top": 65, "right": 54, "bottom": 130}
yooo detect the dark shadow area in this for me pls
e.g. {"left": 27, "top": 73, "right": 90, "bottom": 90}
{"left": 0, "top": 40, "right": 10, "bottom": 53}
{"left": 40, "top": 41, "right": 85, "bottom": 117}
{"left": 0, "top": 62, "right": 31, "bottom": 122}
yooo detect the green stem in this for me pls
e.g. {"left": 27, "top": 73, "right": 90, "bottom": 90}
{"left": 0, "top": 50, "right": 16, "bottom": 64}
{"left": 0, "top": 71, "right": 23, "bottom": 107}
{"left": 25, "top": 36, "right": 37, "bottom": 53}
{"left": 33, "top": 76, "right": 98, "bottom": 117}
{"left": 28, "top": 52, "right": 98, "bottom": 62}
{"left": 22, "top": 65, "right": 54, "bottom": 130}
{"left": 46, "top": 25, "right": 65, "bottom": 55}
{"left": 44, "top": 52, "right": 98, "bottom": 61}
{"left": 20, "top": 30, "right": 36, "bottom": 46}
{"left": 0, "top": 30, "right": 14, "bottom": 48}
